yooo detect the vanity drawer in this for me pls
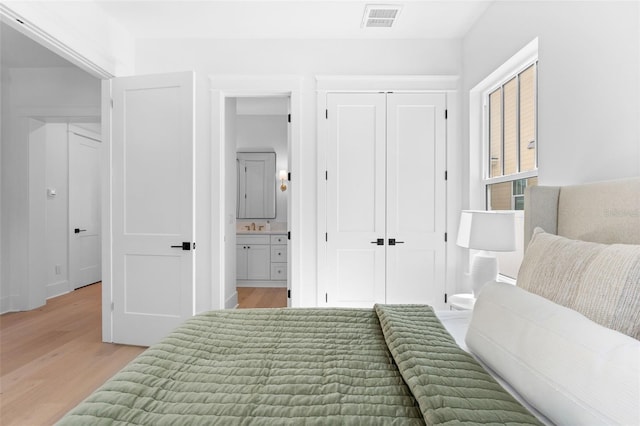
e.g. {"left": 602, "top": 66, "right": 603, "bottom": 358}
{"left": 271, "top": 263, "right": 287, "bottom": 280}
{"left": 271, "top": 245, "right": 287, "bottom": 262}
{"left": 237, "top": 235, "right": 270, "bottom": 245}
{"left": 270, "top": 234, "right": 287, "bottom": 245}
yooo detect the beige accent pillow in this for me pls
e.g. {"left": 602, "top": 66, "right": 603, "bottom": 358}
{"left": 518, "top": 228, "right": 640, "bottom": 340}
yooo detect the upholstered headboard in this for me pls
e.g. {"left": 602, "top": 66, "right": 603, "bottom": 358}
{"left": 524, "top": 177, "right": 640, "bottom": 248}
{"left": 474, "top": 177, "right": 640, "bottom": 426}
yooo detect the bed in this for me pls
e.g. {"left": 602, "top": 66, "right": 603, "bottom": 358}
{"left": 58, "top": 178, "right": 640, "bottom": 425}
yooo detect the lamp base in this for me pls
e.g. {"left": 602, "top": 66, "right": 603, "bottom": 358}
{"left": 469, "top": 251, "right": 498, "bottom": 297}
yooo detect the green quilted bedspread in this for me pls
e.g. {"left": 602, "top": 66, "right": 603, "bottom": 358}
{"left": 57, "top": 306, "right": 541, "bottom": 425}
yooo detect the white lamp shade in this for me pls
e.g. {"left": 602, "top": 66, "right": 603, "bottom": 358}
{"left": 279, "top": 170, "right": 288, "bottom": 181}
{"left": 456, "top": 210, "right": 516, "bottom": 252}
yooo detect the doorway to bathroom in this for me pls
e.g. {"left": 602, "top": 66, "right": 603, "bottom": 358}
{"left": 227, "top": 96, "right": 290, "bottom": 308}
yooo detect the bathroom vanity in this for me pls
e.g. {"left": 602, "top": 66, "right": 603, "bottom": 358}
{"left": 236, "top": 230, "right": 287, "bottom": 288}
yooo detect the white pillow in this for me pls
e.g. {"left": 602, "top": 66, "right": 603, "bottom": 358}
{"left": 466, "top": 282, "right": 640, "bottom": 426}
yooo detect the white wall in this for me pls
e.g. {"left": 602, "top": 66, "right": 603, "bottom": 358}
{"left": 27, "top": 118, "right": 47, "bottom": 309}
{"left": 224, "top": 97, "right": 238, "bottom": 309}
{"left": 236, "top": 114, "right": 288, "bottom": 224}
{"left": 136, "top": 38, "right": 462, "bottom": 307}
{"left": 0, "top": 67, "right": 100, "bottom": 313}
{"left": 7, "top": 69, "right": 100, "bottom": 110}
{"left": 45, "top": 123, "right": 70, "bottom": 298}
{"left": 0, "top": 55, "right": 6, "bottom": 313}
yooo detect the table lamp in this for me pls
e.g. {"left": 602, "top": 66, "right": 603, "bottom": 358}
{"left": 456, "top": 210, "right": 516, "bottom": 296}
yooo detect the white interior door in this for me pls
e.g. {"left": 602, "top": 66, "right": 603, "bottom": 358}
{"left": 385, "top": 93, "right": 447, "bottom": 306}
{"left": 325, "top": 93, "right": 386, "bottom": 307}
{"left": 69, "top": 127, "right": 101, "bottom": 289}
{"left": 324, "top": 92, "right": 447, "bottom": 308}
{"left": 111, "top": 71, "right": 195, "bottom": 347}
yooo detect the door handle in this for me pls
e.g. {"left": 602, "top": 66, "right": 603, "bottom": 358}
{"left": 170, "top": 242, "right": 192, "bottom": 251}
{"left": 370, "top": 238, "right": 384, "bottom": 245}
{"left": 74, "top": 228, "right": 87, "bottom": 234}
{"left": 388, "top": 239, "right": 405, "bottom": 246}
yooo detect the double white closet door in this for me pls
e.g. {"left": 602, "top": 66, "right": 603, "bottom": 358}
{"left": 325, "top": 92, "right": 447, "bottom": 308}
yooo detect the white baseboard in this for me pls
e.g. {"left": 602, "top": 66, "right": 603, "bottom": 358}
{"left": 225, "top": 290, "right": 238, "bottom": 309}
{"left": 46, "top": 280, "right": 70, "bottom": 299}
{"left": 0, "top": 296, "right": 10, "bottom": 314}
{"left": 236, "top": 281, "right": 286, "bottom": 288}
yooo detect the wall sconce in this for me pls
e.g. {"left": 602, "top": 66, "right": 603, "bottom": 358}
{"left": 279, "top": 170, "right": 288, "bottom": 192}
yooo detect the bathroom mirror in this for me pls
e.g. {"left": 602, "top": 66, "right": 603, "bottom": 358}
{"left": 237, "top": 151, "right": 276, "bottom": 219}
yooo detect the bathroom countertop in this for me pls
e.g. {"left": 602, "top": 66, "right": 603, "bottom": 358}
{"left": 236, "top": 230, "right": 287, "bottom": 235}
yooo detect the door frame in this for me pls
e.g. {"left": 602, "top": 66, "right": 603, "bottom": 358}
{"left": 316, "top": 75, "right": 460, "bottom": 306}
{"left": 210, "top": 76, "right": 301, "bottom": 309}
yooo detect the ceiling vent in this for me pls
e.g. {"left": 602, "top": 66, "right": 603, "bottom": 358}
{"left": 362, "top": 5, "right": 402, "bottom": 28}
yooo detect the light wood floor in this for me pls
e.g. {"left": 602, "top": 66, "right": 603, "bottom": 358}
{"left": 0, "top": 283, "right": 144, "bottom": 426}
{"left": 237, "top": 287, "right": 287, "bottom": 309}
{"left": 0, "top": 284, "right": 287, "bottom": 425}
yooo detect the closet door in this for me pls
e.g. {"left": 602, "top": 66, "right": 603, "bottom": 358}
{"left": 325, "top": 93, "right": 386, "bottom": 307}
{"left": 385, "top": 93, "right": 447, "bottom": 305}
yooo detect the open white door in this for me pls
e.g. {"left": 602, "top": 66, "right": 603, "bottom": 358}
{"left": 69, "top": 126, "right": 102, "bottom": 289}
{"left": 110, "top": 72, "right": 195, "bottom": 346}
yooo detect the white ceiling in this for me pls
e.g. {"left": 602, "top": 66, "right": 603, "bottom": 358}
{"left": 1, "top": 1, "right": 493, "bottom": 69}
{"left": 95, "top": 1, "right": 494, "bottom": 40}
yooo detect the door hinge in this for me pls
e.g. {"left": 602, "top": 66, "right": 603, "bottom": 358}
{"left": 288, "top": 172, "right": 291, "bottom": 181}
{"left": 111, "top": 301, "right": 114, "bottom": 311}
{"left": 193, "top": 242, "right": 196, "bottom": 250}
{"left": 110, "top": 98, "right": 114, "bottom": 108}
{"left": 445, "top": 170, "right": 448, "bottom": 181}
{"left": 325, "top": 233, "right": 328, "bottom": 242}
{"left": 445, "top": 109, "right": 448, "bottom": 119}
{"left": 444, "top": 293, "right": 448, "bottom": 303}
{"left": 444, "top": 233, "right": 448, "bottom": 242}
{"left": 325, "top": 170, "right": 328, "bottom": 180}
{"left": 325, "top": 293, "right": 328, "bottom": 303}
{"left": 287, "top": 231, "right": 291, "bottom": 240}
{"left": 287, "top": 113, "right": 291, "bottom": 123}
{"left": 325, "top": 109, "right": 328, "bottom": 119}
{"left": 287, "top": 289, "right": 291, "bottom": 299}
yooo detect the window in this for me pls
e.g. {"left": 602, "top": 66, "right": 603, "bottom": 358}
{"left": 484, "top": 61, "right": 538, "bottom": 210}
